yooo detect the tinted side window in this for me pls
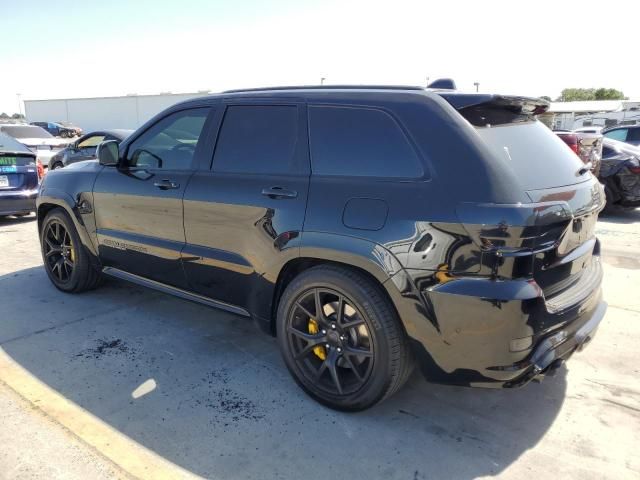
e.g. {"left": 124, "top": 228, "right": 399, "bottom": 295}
{"left": 627, "top": 128, "right": 640, "bottom": 141}
{"left": 127, "top": 108, "right": 209, "bottom": 170}
{"left": 308, "top": 106, "right": 423, "bottom": 178}
{"left": 213, "top": 105, "right": 298, "bottom": 174}
{"left": 604, "top": 129, "right": 628, "bottom": 142}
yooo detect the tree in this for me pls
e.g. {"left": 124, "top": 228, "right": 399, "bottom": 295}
{"left": 539, "top": 96, "right": 552, "bottom": 102}
{"left": 556, "top": 87, "right": 627, "bottom": 102}
{"left": 0, "top": 112, "right": 9, "bottom": 119}
{"left": 594, "top": 88, "right": 626, "bottom": 100}
{"left": 11, "top": 113, "right": 25, "bottom": 119}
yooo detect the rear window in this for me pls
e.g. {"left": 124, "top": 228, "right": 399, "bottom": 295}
{"left": 476, "top": 121, "right": 586, "bottom": 190}
{"left": 0, "top": 125, "right": 53, "bottom": 139}
{"left": 308, "top": 106, "right": 424, "bottom": 178}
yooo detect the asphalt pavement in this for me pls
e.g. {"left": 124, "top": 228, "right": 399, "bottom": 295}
{"left": 0, "top": 210, "right": 638, "bottom": 479}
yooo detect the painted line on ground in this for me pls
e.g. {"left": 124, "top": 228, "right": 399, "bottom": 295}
{"left": 0, "top": 347, "right": 202, "bottom": 480}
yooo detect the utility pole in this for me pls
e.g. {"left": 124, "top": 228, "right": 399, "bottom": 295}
{"left": 320, "top": 77, "right": 326, "bottom": 85}
{"left": 473, "top": 82, "right": 480, "bottom": 93}
{"left": 16, "top": 93, "right": 23, "bottom": 116}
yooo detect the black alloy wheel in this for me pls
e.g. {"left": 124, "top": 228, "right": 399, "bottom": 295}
{"left": 277, "top": 265, "right": 413, "bottom": 411}
{"left": 286, "top": 288, "right": 375, "bottom": 396}
{"left": 43, "top": 220, "right": 75, "bottom": 284}
{"left": 40, "top": 208, "right": 102, "bottom": 293}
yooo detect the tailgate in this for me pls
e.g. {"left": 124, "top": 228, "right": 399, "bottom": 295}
{"left": 0, "top": 153, "right": 39, "bottom": 191}
{"left": 526, "top": 180, "right": 603, "bottom": 305}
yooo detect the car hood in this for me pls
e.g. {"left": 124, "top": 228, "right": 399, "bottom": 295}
{"left": 18, "top": 138, "right": 70, "bottom": 148}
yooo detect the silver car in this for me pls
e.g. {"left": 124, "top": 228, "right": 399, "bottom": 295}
{"left": 0, "top": 124, "right": 70, "bottom": 168}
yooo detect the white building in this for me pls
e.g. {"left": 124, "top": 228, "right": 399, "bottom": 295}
{"left": 548, "top": 99, "right": 640, "bottom": 130}
{"left": 24, "top": 92, "right": 210, "bottom": 132}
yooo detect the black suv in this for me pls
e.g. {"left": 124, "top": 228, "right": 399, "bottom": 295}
{"left": 36, "top": 86, "right": 607, "bottom": 411}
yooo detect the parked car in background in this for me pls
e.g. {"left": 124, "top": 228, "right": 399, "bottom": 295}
{"left": 554, "top": 130, "right": 603, "bottom": 174}
{"left": 599, "top": 137, "right": 640, "bottom": 210}
{"left": 0, "top": 124, "right": 70, "bottom": 168}
{"left": 602, "top": 125, "right": 640, "bottom": 147}
{"left": 574, "top": 126, "right": 603, "bottom": 134}
{"left": 0, "top": 133, "right": 41, "bottom": 218}
{"left": 30, "top": 122, "right": 77, "bottom": 138}
{"left": 37, "top": 85, "right": 606, "bottom": 411}
{"left": 57, "top": 121, "right": 83, "bottom": 137}
{"left": 49, "top": 129, "right": 133, "bottom": 170}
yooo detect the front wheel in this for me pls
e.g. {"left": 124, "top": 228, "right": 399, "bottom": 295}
{"left": 277, "top": 265, "right": 413, "bottom": 411}
{"left": 40, "top": 208, "right": 102, "bottom": 292}
{"left": 50, "top": 162, "right": 63, "bottom": 170}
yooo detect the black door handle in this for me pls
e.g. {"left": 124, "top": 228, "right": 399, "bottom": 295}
{"left": 261, "top": 186, "right": 298, "bottom": 199}
{"left": 154, "top": 179, "right": 180, "bottom": 190}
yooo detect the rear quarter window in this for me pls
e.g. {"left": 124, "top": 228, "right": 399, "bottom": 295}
{"left": 308, "top": 105, "right": 424, "bottom": 178}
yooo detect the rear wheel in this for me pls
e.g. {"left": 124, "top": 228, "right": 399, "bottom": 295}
{"left": 40, "top": 208, "right": 102, "bottom": 292}
{"left": 277, "top": 265, "right": 413, "bottom": 411}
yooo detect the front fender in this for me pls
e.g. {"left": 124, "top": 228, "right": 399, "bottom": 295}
{"left": 37, "top": 187, "right": 99, "bottom": 258}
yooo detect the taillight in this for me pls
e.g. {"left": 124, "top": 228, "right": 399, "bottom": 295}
{"left": 37, "top": 158, "right": 44, "bottom": 180}
{"left": 569, "top": 142, "right": 579, "bottom": 155}
{"left": 627, "top": 159, "right": 640, "bottom": 174}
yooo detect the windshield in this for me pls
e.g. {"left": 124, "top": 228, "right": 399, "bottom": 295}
{"left": 0, "top": 125, "right": 53, "bottom": 139}
{"left": 476, "top": 121, "right": 586, "bottom": 190}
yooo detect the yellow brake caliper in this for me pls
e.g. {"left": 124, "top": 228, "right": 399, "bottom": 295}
{"left": 308, "top": 318, "right": 326, "bottom": 360}
{"left": 69, "top": 239, "right": 75, "bottom": 263}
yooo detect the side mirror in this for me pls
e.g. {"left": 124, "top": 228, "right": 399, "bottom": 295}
{"left": 97, "top": 140, "right": 120, "bottom": 166}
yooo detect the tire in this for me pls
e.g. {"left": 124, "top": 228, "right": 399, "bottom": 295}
{"left": 602, "top": 185, "right": 616, "bottom": 215}
{"left": 40, "top": 208, "right": 102, "bottom": 293}
{"left": 50, "top": 162, "right": 63, "bottom": 170}
{"left": 276, "top": 265, "right": 413, "bottom": 411}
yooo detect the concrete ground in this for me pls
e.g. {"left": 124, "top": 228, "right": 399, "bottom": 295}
{"left": 0, "top": 210, "right": 638, "bottom": 480}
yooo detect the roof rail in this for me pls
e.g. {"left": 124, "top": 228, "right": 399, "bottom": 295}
{"left": 223, "top": 85, "right": 425, "bottom": 93}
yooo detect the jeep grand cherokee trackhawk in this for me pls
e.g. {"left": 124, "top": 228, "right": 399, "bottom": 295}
{"left": 37, "top": 85, "right": 607, "bottom": 411}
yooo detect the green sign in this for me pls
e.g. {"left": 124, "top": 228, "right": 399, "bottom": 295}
{"left": 0, "top": 157, "right": 17, "bottom": 165}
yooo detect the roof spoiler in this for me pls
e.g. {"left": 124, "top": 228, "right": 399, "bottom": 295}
{"left": 437, "top": 94, "right": 550, "bottom": 126}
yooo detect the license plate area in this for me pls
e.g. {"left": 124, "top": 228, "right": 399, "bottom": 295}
{"left": 0, "top": 175, "right": 9, "bottom": 187}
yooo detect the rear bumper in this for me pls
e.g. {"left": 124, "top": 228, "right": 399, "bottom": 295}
{"left": 0, "top": 189, "right": 38, "bottom": 215}
{"left": 503, "top": 299, "right": 606, "bottom": 387}
{"left": 394, "top": 255, "right": 606, "bottom": 388}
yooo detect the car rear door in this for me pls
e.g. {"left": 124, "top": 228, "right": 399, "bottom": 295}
{"left": 182, "top": 102, "right": 309, "bottom": 317}
{"left": 92, "top": 107, "right": 213, "bottom": 289}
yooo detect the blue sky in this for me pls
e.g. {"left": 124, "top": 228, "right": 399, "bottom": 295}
{"left": 2, "top": 0, "right": 639, "bottom": 114}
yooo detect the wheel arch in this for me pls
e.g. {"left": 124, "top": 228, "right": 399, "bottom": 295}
{"left": 37, "top": 189, "right": 98, "bottom": 258}
{"left": 267, "top": 233, "right": 408, "bottom": 336}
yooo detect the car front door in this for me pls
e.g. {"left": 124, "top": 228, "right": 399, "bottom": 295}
{"left": 92, "top": 107, "right": 213, "bottom": 288}
{"left": 182, "top": 103, "right": 310, "bottom": 318}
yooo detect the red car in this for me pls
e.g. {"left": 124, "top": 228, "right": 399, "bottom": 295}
{"left": 554, "top": 130, "right": 603, "bottom": 175}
